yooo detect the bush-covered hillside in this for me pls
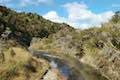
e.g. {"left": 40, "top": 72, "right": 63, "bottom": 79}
{"left": 0, "top": 6, "right": 74, "bottom": 80}
{"left": 0, "top": 6, "right": 74, "bottom": 46}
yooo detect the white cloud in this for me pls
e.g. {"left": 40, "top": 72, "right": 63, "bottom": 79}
{"left": 43, "top": 11, "right": 66, "bottom": 23}
{"left": 20, "top": 0, "right": 54, "bottom": 7}
{"left": 63, "top": 2, "right": 114, "bottom": 28}
{"left": 43, "top": 2, "right": 114, "bottom": 29}
{"left": 63, "top": 2, "right": 89, "bottom": 21}
{"left": 0, "top": 1, "right": 114, "bottom": 29}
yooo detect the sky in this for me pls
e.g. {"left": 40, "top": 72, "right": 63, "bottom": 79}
{"left": 0, "top": 0, "right": 120, "bottom": 29}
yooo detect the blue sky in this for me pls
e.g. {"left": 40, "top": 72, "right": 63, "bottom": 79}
{"left": 0, "top": 0, "right": 120, "bottom": 28}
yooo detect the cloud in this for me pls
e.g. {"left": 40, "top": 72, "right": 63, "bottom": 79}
{"left": 63, "top": 2, "right": 114, "bottom": 28}
{"left": 0, "top": 1, "right": 114, "bottom": 29}
{"left": 20, "top": 0, "right": 54, "bottom": 7}
{"left": 43, "top": 11, "right": 66, "bottom": 23}
{"left": 43, "top": 2, "right": 114, "bottom": 28}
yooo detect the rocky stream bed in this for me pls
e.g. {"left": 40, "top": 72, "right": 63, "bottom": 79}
{"left": 29, "top": 50, "right": 108, "bottom": 80}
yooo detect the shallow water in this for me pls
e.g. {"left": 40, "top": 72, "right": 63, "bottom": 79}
{"left": 30, "top": 50, "right": 108, "bottom": 80}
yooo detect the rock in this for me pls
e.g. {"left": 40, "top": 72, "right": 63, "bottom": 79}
{"left": 42, "top": 69, "right": 67, "bottom": 80}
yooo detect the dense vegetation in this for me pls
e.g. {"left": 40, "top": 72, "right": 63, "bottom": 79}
{"left": 0, "top": 6, "right": 74, "bottom": 46}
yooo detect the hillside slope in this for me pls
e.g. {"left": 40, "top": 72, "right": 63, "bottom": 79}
{"left": 0, "top": 6, "right": 74, "bottom": 46}
{"left": 30, "top": 12, "right": 120, "bottom": 80}
{"left": 0, "top": 6, "right": 73, "bottom": 80}
{"left": 0, "top": 5, "right": 120, "bottom": 80}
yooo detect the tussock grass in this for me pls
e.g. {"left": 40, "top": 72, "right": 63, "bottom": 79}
{"left": 0, "top": 47, "right": 49, "bottom": 80}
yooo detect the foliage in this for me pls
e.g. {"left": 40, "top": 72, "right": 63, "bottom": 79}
{"left": 0, "top": 6, "right": 74, "bottom": 46}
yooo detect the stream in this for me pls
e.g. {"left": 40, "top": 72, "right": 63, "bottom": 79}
{"left": 29, "top": 50, "right": 108, "bottom": 80}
